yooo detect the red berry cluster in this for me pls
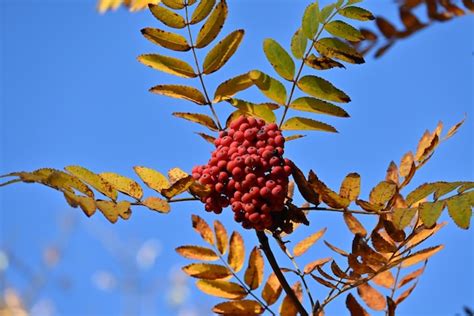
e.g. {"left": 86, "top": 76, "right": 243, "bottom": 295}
{"left": 192, "top": 116, "right": 292, "bottom": 230}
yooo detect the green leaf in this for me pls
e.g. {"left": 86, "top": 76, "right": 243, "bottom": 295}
{"left": 393, "top": 208, "right": 417, "bottom": 230}
{"left": 195, "top": 0, "right": 228, "bottom": 48}
{"left": 297, "top": 75, "right": 350, "bottom": 103}
{"left": 99, "top": 172, "right": 143, "bottom": 200}
{"left": 149, "top": 84, "right": 207, "bottom": 105}
{"left": 290, "top": 97, "right": 349, "bottom": 117}
{"left": 406, "top": 183, "right": 438, "bottom": 206}
{"left": 161, "top": 0, "right": 185, "bottom": 10}
{"left": 290, "top": 28, "right": 307, "bottom": 59}
{"left": 305, "top": 54, "right": 345, "bottom": 70}
{"left": 149, "top": 4, "right": 186, "bottom": 29}
{"left": 339, "top": 6, "right": 375, "bottom": 21}
{"left": 369, "top": 181, "right": 397, "bottom": 205}
{"left": 248, "top": 70, "right": 287, "bottom": 104}
{"left": 227, "top": 99, "right": 276, "bottom": 123}
{"left": 172, "top": 112, "right": 218, "bottom": 131}
{"left": 134, "top": 166, "right": 169, "bottom": 193}
{"left": 314, "top": 37, "right": 365, "bottom": 64}
{"left": 419, "top": 201, "right": 445, "bottom": 228}
{"left": 138, "top": 54, "right": 197, "bottom": 78}
{"left": 141, "top": 28, "right": 190, "bottom": 51}
{"left": 446, "top": 193, "right": 473, "bottom": 229}
{"left": 213, "top": 73, "right": 253, "bottom": 103}
{"left": 263, "top": 38, "right": 295, "bottom": 81}
{"left": 191, "top": 0, "right": 216, "bottom": 24}
{"left": 319, "top": 3, "right": 335, "bottom": 23}
{"left": 302, "top": 2, "right": 320, "bottom": 39}
{"left": 281, "top": 117, "right": 337, "bottom": 132}
{"left": 65, "top": 166, "right": 117, "bottom": 201}
{"left": 202, "top": 30, "right": 245, "bottom": 74}
{"left": 325, "top": 20, "right": 365, "bottom": 42}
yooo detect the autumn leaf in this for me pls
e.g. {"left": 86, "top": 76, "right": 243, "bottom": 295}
{"left": 142, "top": 197, "right": 170, "bottom": 213}
{"left": 213, "top": 300, "right": 264, "bottom": 315}
{"left": 293, "top": 227, "right": 326, "bottom": 257}
{"left": 203, "top": 30, "right": 245, "bottom": 74}
{"left": 357, "top": 282, "right": 386, "bottom": 311}
{"left": 134, "top": 166, "right": 169, "bottom": 193}
{"left": 100, "top": 172, "right": 143, "bottom": 200}
{"left": 182, "top": 263, "right": 231, "bottom": 279}
{"left": 214, "top": 220, "right": 228, "bottom": 255}
{"left": 148, "top": 4, "right": 186, "bottom": 29}
{"left": 263, "top": 38, "right": 295, "bottom": 81}
{"left": 191, "top": 0, "right": 216, "bottom": 24}
{"left": 138, "top": 54, "right": 197, "bottom": 78}
{"left": 243, "top": 247, "right": 264, "bottom": 290}
{"left": 195, "top": 0, "right": 228, "bottom": 48}
{"left": 196, "top": 279, "right": 247, "bottom": 299}
{"left": 297, "top": 75, "right": 350, "bottom": 103}
{"left": 192, "top": 214, "right": 215, "bottom": 245}
{"left": 228, "top": 231, "right": 245, "bottom": 272}
{"left": 65, "top": 166, "right": 117, "bottom": 200}
{"left": 261, "top": 273, "right": 283, "bottom": 306}
{"left": 176, "top": 245, "right": 219, "bottom": 261}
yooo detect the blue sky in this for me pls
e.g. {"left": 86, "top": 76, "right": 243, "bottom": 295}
{"left": 1, "top": 0, "right": 473, "bottom": 315}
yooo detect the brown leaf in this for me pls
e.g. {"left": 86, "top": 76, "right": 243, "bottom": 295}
{"left": 182, "top": 263, "right": 231, "bottom": 279}
{"left": 324, "top": 240, "right": 349, "bottom": 257}
{"left": 279, "top": 282, "right": 302, "bottom": 316}
{"left": 399, "top": 151, "right": 415, "bottom": 178}
{"left": 192, "top": 214, "right": 215, "bottom": 245}
{"left": 395, "top": 282, "right": 417, "bottom": 305}
{"left": 339, "top": 173, "right": 361, "bottom": 202}
{"left": 383, "top": 220, "right": 406, "bottom": 243}
{"left": 386, "top": 161, "right": 399, "bottom": 185}
{"left": 371, "top": 230, "right": 398, "bottom": 253}
{"left": 398, "top": 264, "right": 426, "bottom": 288}
{"left": 214, "top": 220, "right": 228, "bottom": 255}
{"left": 303, "top": 257, "right": 332, "bottom": 274}
{"left": 261, "top": 273, "right": 283, "bottom": 306}
{"left": 228, "top": 231, "right": 245, "bottom": 272}
{"left": 213, "top": 300, "right": 264, "bottom": 315}
{"left": 175, "top": 245, "right": 219, "bottom": 261}
{"left": 372, "top": 270, "right": 395, "bottom": 288}
{"left": 311, "top": 275, "right": 337, "bottom": 289}
{"left": 161, "top": 175, "right": 193, "bottom": 199}
{"left": 399, "top": 245, "right": 444, "bottom": 268}
{"left": 196, "top": 279, "right": 247, "bottom": 299}
{"left": 376, "top": 17, "right": 398, "bottom": 38}
{"left": 357, "top": 282, "right": 386, "bottom": 311}
{"left": 309, "top": 171, "right": 350, "bottom": 209}
{"left": 405, "top": 222, "right": 446, "bottom": 249}
{"left": 244, "top": 247, "right": 264, "bottom": 290}
{"left": 343, "top": 212, "right": 367, "bottom": 237}
{"left": 356, "top": 199, "right": 384, "bottom": 213}
{"left": 387, "top": 296, "right": 397, "bottom": 316}
{"left": 290, "top": 163, "right": 319, "bottom": 205}
{"left": 346, "top": 293, "right": 370, "bottom": 316}
{"left": 293, "top": 227, "right": 327, "bottom": 257}
{"left": 330, "top": 260, "right": 350, "bottom": 279}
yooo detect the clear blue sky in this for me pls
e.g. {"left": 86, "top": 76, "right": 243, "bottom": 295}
{"left": 1, "top": 0, "right": 473, "bottom": 315}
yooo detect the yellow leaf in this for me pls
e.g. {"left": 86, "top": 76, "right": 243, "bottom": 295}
{"left": 129, "top": 0, "right": 159, "bottom": 12}
{"left": 63, "top": 191, "right": 96, "bottom": 217}
{"left": 309, "top": 171, "right": 350, "bottom": 208}
{"left": 261, "top": 273, "right": 282, "bottom": 306}
{"left": 65, "top": 166, "right": 117, "bottom": 200}
{"left": 96, "top": 200, "right": 125, "bottom": 223}
{"left": 213, "top": 73, "right": 253, "bottom": 103}
{"left": 134, "top": 166, "right": 169, "bottom": 193}
{"left": 161, "top": 0, "right": 185, "bottom": 9}
{"left": 293, "top": 227, "right": 326, "bottom": 257}
{"left": 142, "top": 196, "right": 170, "bottom": 213}
{"left": 167, "top": 167, "right": 188, "bottom": 184}
{"left": 415, "top": 130, "right": 437, "bottom": 162}
{"left": 141, "top": 28, "right": 190, "bottom": 51}
{"left": 182, "top": 263, "right": 231, "bottom": 279}
{"left": 196, "top": 132, "right": 216, "bottom": 144}
{"left": 399, "top": 151, "right": 415, "bottom": 178}
{"left": 248, "top": 70, "right": 287, "bottom": 105}
{"left": 172, "top": 112, "right": 218, "bottom": 131}
{"left": 176, "top": 245, "right": 219, "bottom": 261}
{"left": 196, "top": 279, "right": 247, "bottom": 299}
{"left": 357, "top": 282, "right": 386, "bottom": 311}
{"left": 97, "top": 0, "right": 122, "bottom": 13}
{"left": 44, "top": 170, "right": 94, "bottom": 197}
{"left": 213, "top": 300, "right": 264, "bottom": 315}
{"left": 400, "top": 245, "right": 444, "bottom": 268}
{"left": 339, "top": 173, "right": 360, "bottom": 201}
{"left": 325, "top": 20, "right": 365, "bottom": 42}
{"left": 149, "top": 4, "right": 186, "bottom": 28}
{"left": 281, "top": 117, "right": 337, "bottom": 133}
{"left": 228, "top": 231, "right": 245, "bottom": 272}
{"left": 290, "top": 97, "right": 349, "bottom": 117}
{"left": 279, "top": 282, "right": 302, "bottom": 316}
{"left": 339, "top": 6, "right": 375, "bottom": 21}
{"left": 138, "top": 54, "right": 197, "bottom": 78}
{"left": 149, "top": 84, "right": 206, "bottom": 104}
{"left": 343, "top": 212, "right": 367, "bottom": 237}
{"left": 297, "top": 75, "right": 350, "bottom": 103}
{"left": 228, "top": 99, "right": 276, "bottom": 123}
{"left": 244, "top": 247, "right": 264, "bottom": 290}
{"left": 302, "top": 2, "right": 320, "bottom": 39}
{"left": 192, "top": 214, "right": 215, "bottom": 245}
{"left": 100, "top": 172, "right": 143, "bottom": 200}
{"left": 191, "top": 0, "right": 216, "bottom": 24}
{"left": 214, "top": 220, "right": 228, "bottom": 255}
{"left": 285, "top": 134, "right": 306, "bottom": 141}
{"left": 314, "top": 37, "right": 364, "bottom": 64}
{"left": 161, "top": 175, "right": 193, "bottom": 199}
{"left": 203, "top": 29, "right": 245, "bottom": 74}
{"left": 195, "top": 0, "right": 228, "bottom": 48}
{"left": 369, "top": 181, "right": 397, "bottom": 205}
{"left": 290, "top": 28, "right": 307, "bottom": 60}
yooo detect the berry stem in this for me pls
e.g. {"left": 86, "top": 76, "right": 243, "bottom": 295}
{"left": 184, "top": 2, "right": 223, "bottom": 131}
{"left": 256, "top": 230, "right": 308, "bottom": 316}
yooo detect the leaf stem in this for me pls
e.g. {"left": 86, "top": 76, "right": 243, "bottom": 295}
{"left": 256, "top": 231, "right": 308, "bottom": 316}
{"left": 278, "top": 6, "right": 344, "bottom": 128}
{"left": 184, "top": 2, "right": 223, "bottom": 130}
{"left": 299, "top": 206, "right": 389, "bottom": 215}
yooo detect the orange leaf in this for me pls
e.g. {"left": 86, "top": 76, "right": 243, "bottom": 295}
{"left": 214, "top": 220, "right": 228, "bottom": 255}
{"left": 293, "top": 227, "right": 327, "bottom": 257}
{"left": 182, "top": 263, "right": 231, "bottom": 280}
{"left": 261, "top": 273, "right": 282, "bottom": 306}
{"left": 357, "top": 282, "right": 386, "bottom": 311}
{"left": 196, "top": 279, "right": 247, "bottom": 299}
{"left": 244, "top": 247, "right": 264, "bottom": 290}
{"left": 228, "top": 231, "right": 245, "bottom": 272}
{"left": 192, "top": 214, "right": 215, "bottom": 245}
{"left": 175, "top": 245, "right": 219, "bottom": 261}
{"left": 279, "top": 282, "right": 302, "bottom": 316}
{"left": 343, "top": 212, "right": 367, "bottom": 237}
{"left": 213, "top": 300, "right": 264, "bottom": 315}
{"left": 346, "top": 293, "right": 370, "bottom": 316}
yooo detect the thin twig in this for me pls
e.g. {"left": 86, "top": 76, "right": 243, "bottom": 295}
{"left": 184, "top": 2, "right": 223, "bottom": 130}
{"left": 256, "top": 231, "right": 308, "bottom": 316}
{"left": 300, "top": 206, "right": 390, "bottom": 215}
